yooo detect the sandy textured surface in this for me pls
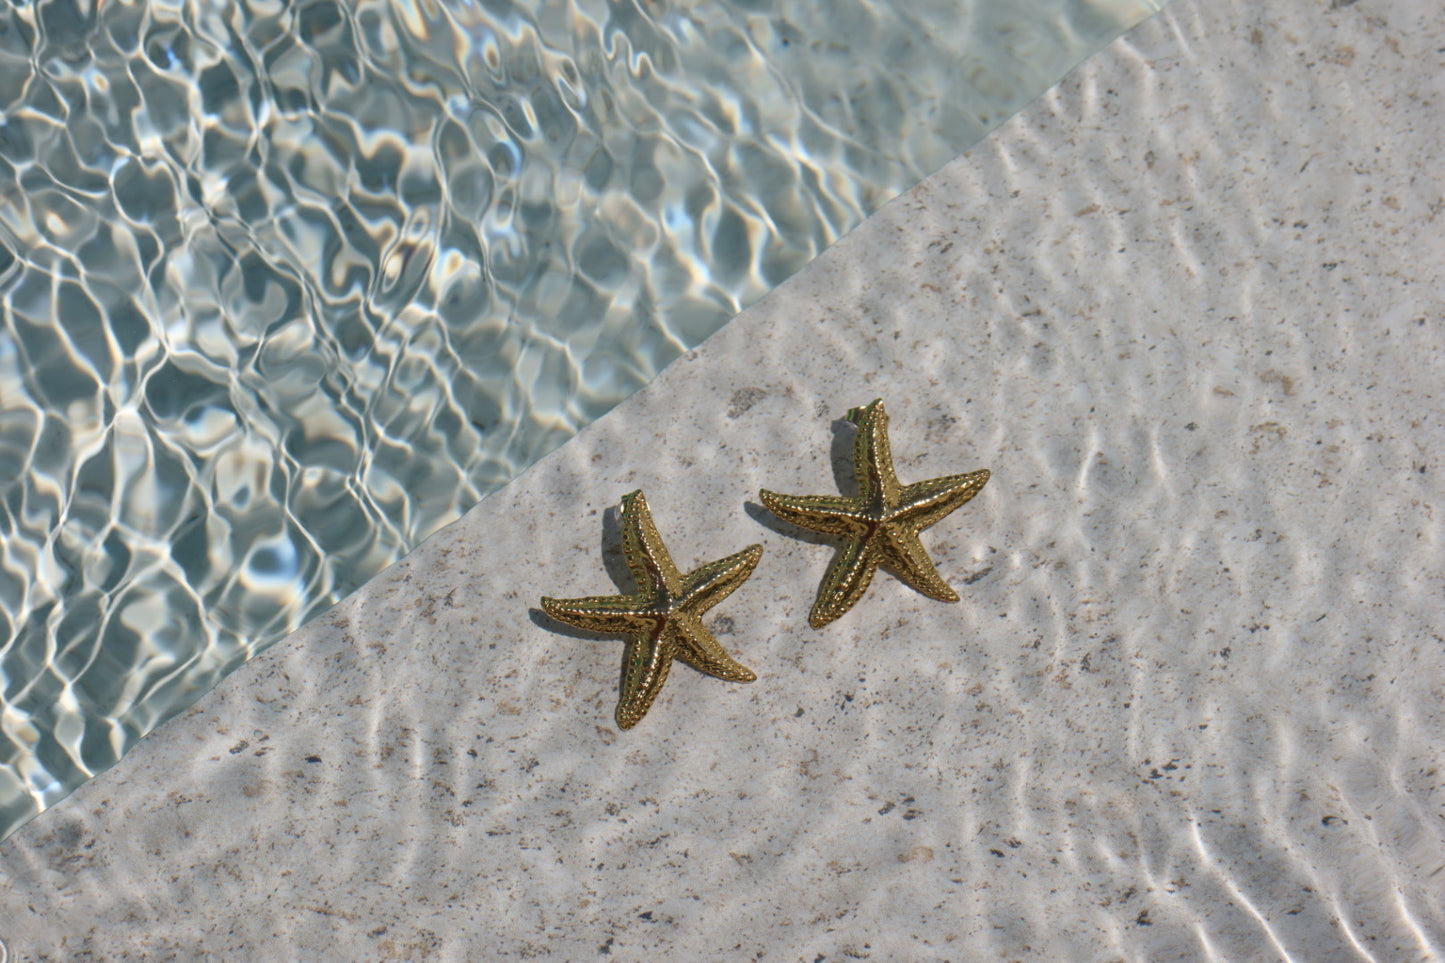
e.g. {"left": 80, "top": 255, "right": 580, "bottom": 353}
{"left": 4, "top": 0, "right": 1444, "bottom": 959}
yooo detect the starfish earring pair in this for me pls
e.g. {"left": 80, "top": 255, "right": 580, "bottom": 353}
{"left": 541, "top": 399, "right": 990, "bottom": 730}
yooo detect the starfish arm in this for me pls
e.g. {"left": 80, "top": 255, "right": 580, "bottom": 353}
{"left": 848, "top": 399, "right": 900, "bottom": 506}
{"left": 673, "top": 614, "right": 756, "bottom": 683}
{"left": 759, "top": 489, "right": 867, "bottom": 537}
{"left": 810, "top": 536, "right": 880, "bottom": 629}
{"left": 541, "top": 594, "right": 656, "bottom": 636}
{"left": 616, "top": 628, "right": 674, "bottom": 730}
{"left": 681, "top": 543, "right": 763, "bottom": 614}
{"left": 620, "top": 491, "right": 683, "bottom": 597}
{"left": 895, "top": 469, "right": 990, "bottom": 531}
{"left": 879, "top": 527, "right": 959, "bottom": 603}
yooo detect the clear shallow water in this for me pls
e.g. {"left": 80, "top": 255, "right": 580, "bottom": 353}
{"left": 2, "top": 2, "right": 1442, "bottom": 957}
{"left": 0, "top": 0, "right": 1163, "bottom": 839}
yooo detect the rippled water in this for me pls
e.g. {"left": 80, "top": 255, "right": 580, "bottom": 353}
{"left": 0, "top": 0, "right": 1164, "bottom": 839}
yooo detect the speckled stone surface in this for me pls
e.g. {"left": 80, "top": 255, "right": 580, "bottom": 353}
{"left": 4, "top": 0, "right": 1443, "bottom": 959}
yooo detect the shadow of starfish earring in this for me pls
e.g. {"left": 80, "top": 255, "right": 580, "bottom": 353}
{"left": 760, "top": 399, "right": 990, "bottom": 629}
{"left": 541, "top": 491, "right": 762, "bottom": 730}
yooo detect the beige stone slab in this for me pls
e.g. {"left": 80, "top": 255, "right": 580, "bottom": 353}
{"left": 3, "top": 0, "right": 1444, "bottom": 959}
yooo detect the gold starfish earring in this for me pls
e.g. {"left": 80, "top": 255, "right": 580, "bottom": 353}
{"left": 760, "top": 399, "right": 990, "bottom": 628}
{"left": 541, "top": 491, "right": 762, "bottom": 730}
